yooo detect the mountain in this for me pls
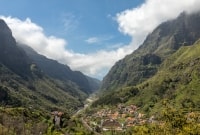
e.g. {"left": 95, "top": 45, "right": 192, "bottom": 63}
{"left": 85, "top": 76, "right": 101, "bottom": 92}
{"left": 0, "top": 20, "right": 32, "bottom": 78}
{"left": 17, "top": 44, "right": 100, "bottom": 94}
{"left": 136, "top": 39, "right": 200, "bottom": 113}
{"left": 101, "top": 12, "right": 200, "bottom": 92}
{"left": 92, "top": 11, "right": 200, "bottom": 113}
{"left": 0, "top": 19, "right": 99, "bottom": 113}
{"left": 94, "top": 39, "right": 200, "bottom": 113}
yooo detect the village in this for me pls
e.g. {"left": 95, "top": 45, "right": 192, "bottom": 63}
{"left": 50, "top": 103, "right": 200, "bottom": 134}
{"left": 83, "top": 104, "right": 155, "bottom": 133}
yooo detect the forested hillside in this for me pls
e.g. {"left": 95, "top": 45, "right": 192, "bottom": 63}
{"left": 101, "top": 12, "right": 200, "bottom": 92}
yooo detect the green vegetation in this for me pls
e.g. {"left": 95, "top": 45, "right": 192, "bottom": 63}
{"left": 127, "top": 104, "right": 200, "bottom": 135}
{"left": 84, "top": 12, "right": 200, "bottom": 134}
{"left": 96, "top": 12, "right": 200, "bottom": 114}
{"left": 0, "top": 107, "right": 49, "bottom": 135}
{"left": 101, "top": 11, "right": 200, "bottom": 93}
{"left": 86, "top": 12, "right": 200, "bottom": 134}
{"left": 0, "top": 19, "right": 100, "bottom": 134}
{"left": 0, "top": 107, "right": 95, "bottom": 135}
{"left": 93, "top": 40, "right": 200, "bottom": 115}
{"left": 18, "top": 43, "right": 101, "bottom": 94}
{"left": 85, "top": 100, "right": 200, "bottom": 135}
{"left": 0, "top": 63, "right": 85, "bottom": 113}
{"left": 1, "top": 10, "right": 200, "bottom": 135}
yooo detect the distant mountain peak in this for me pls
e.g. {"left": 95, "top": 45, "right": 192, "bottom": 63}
{"left": 0, "top": 19, "right": 32, "bottom": 78}
{"left": 0, "top": 19, "right": 12, "bottom": 34}
{"left": 0, "top": 19, "right": 16, "bottom": 47}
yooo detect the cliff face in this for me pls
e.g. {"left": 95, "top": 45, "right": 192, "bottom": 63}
{"left": 0, "top": 19, "right": 32, "bottom": 78}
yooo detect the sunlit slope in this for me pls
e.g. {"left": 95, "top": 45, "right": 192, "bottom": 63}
{"left": 93, "top": 40, "right": 200, "bottom": 114}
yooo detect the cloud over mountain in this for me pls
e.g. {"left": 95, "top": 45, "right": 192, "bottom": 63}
{"left": 0, "top": 16, "right": 128, "bottom": 79}
{"left": 116, "top": 0, "right": 200, "bottom": 48}
{"left": 1, "top": 0, "right": 200, "bottom": 79}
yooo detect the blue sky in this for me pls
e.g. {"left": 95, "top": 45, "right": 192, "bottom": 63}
{"left": 0, "top": 0, "right": 143, "bottom": 53}
{"left": 1, "top": 0, "right": 200, "bottom": 79}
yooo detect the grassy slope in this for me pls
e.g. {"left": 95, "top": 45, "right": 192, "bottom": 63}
{"left": 101, "top": 12, "right": 200, "bottom": 94}
{"left": 92, "top": 40, "right": 200, "bottom": 115}
{"left": 0, "top": 63, "right": 87, "bottom": 113}
{"left": 128, "top": 40, "right": 200, "bottom": 114}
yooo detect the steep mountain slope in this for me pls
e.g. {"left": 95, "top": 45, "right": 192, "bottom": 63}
{"left": 0, "top": 19, "right": 98, "bottom": 113}
{"left": 127, "top": 39, "right": 200, "bottom": 113}
{"left": 18, "top": 44, "right": 100, "bottom": 93}
{"left": 0, "top": 20, "right": 32, "bottom": 78}
{"left": 93, "top": 39, "right": 200, "bottom": 114}
{"left": 101, "top": 12, "right": 200, "bottom": 91}
{"left": 136, "top": 40, "right": 200, "bottom": 111}
{"left": 86, "top": 76, "right": 101, "bottom": 92}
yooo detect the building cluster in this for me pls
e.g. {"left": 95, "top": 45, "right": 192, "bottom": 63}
{"left": 84, "top": 104, "right": 154, "bottom": 132}
{"left": 51, "top": 111, "right": 64, "bottom": 129}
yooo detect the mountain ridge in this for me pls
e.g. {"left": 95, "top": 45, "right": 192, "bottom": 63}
{"left": 101, "top": 11, "right": 200, "bottom": 92}
{"left": 17, "top": 44, "right": 100, "bottom": 93}
{"left": 0, "top": 19, "right": 32, "bottom": 79}
{"left": 0, "top": 19, "right": 100, "bottom": 113}
{"left": 92, "top": 38, "right": 200, "bottom": 113}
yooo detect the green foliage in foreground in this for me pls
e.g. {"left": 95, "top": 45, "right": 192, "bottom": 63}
{"left": 90, "top": 40, "right": 200, "bottom": 134}
{"left": 0, "top": 107, "right": 95, "bottom": 135}
{"left": 1, "top": 104, "right": 199, "bottom": 135}
{"left": 126, "top": 104, "right": 200, "bottom": 135}
{"left": 94, "top": 103, "right": 200, "bottom": 135}
{"left": 0, "top": 107, "right": 50, "bottom": 135}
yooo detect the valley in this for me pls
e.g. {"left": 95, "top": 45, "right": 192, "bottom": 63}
{"left": 1, "top": 9, "right": 200, "bottom": 135}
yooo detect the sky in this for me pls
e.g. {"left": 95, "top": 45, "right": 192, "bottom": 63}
{"left": 0, "top": 0, "right": 200, "bottom": 79}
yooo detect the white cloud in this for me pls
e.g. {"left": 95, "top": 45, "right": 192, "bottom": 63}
{"left": 0, "top": 16, "right": 128, "bottom": 79}
{"left": 85, "top": 36, "right": 113, "bottom": 44}
{"left": 116, "top": 0, "right": 200, "bottom": 49}
{"left": 107, "top": 43, "right": 124, "bottom": 49}
{"left": 85, "top": 37, "right": 100, "bottom": 44}
{"left": 1, "top": 0, "right": 200, "bottom": 79}
{"left": 61, "top": 13, "right": 79, "bottom": 33}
